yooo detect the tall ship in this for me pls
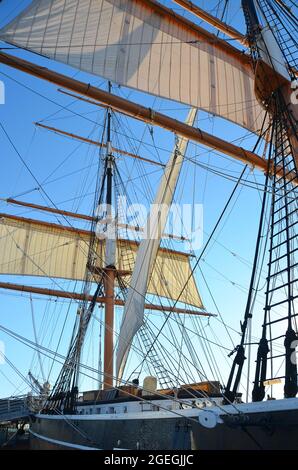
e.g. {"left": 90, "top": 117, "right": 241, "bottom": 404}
{"left": 0, "top": 0, "right": 297, "bottom": 450}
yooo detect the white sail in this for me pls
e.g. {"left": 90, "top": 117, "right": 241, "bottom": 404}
{"left": 116, "top": 108, "right": 198, "bottom": 382}
{"left": 0, "top": 213, "right": 202, "bottom": 308}
{"left": 0, "top": 0, "right": 265, "bottom": 134}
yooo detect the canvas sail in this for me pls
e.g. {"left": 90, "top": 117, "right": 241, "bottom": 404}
{"left": 0, "top": 213, "right": 202, "bottom": 308}
{"left": 0, "top": 0, "right": 265, "bottom": 134}
{"left": 116, "top": 108, "right": 198, "bottom": 382}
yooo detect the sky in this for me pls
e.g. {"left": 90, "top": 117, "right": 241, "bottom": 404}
{"left": 0, "top": 0, "right": 281, "bottom": 401}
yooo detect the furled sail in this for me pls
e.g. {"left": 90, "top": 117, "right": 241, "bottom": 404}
{"left": 0, "top": 213, "right": 202, "bottom": 308}
{"left": 116, "top": 108, "right": 198, "bottom": 382}
{"left": 0, "top": 0, "right": 265, "bottom": 133}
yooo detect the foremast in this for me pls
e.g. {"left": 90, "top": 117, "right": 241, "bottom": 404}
{"left": 102, "top": 82, "right": 116, "bottom": 389}
{"left": 42, "top": 85, "right": 118, "bottom": 412}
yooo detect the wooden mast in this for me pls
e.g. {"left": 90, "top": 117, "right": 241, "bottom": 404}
{"left": 103, "top": 82, "right": 116, "bottom": 389}
{"left": 103, "top": 268, "right": 115, "bottom": 389}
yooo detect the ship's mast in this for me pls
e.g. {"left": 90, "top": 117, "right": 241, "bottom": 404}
{"left": 103, "top": 82, "right": 116, "bottom": 389}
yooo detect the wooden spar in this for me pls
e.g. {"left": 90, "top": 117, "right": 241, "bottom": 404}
{"left": 0, "top": 281, "right": 214, "bottom": 316}
{"left": 172, "top": 0, "right": 248, "bottom": 45}
{"left": 5, "top": 198, "right": 93, "bottom": 222}
{"left": 136, "top": 0, "right": 251, "bottom": 66}
{"left": 103, "top": 268, "right": 115, "bottom": 389}
{"left": 35, "top": 122, "right": 165, "bottom": 167}
{"left": 0, "top": 52, "right": 296, "bottom": 182}
{"left": 55, "top": 97, "right": 298, "bottom": 187}
{"left": 0, "top": 52, "right": 269, "bottom": 173}
{"left": 58, "top": 88, "right": 110, "bottom": 109}
{"left": 3, "top": 200, "right": 188, "bottom": 242}
{"left": 0, "top": 212, "right": 191, "bottom": 257}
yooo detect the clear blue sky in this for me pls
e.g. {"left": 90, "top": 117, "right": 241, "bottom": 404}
{"left": 0, "top": 1, "right": 271, "bottom": 400}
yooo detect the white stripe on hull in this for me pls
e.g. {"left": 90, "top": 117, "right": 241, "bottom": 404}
{"left": 29, "top": 429, "right": 100, "bottom": 450}
{"left": 35, "top": 409, "right": 198, "bottom": 421}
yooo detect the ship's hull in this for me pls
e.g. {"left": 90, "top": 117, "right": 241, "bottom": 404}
{"left": 30, "top": 412, "right": 194, "bottom": 450}
{"left": 192, "top": 407, "right": 298, "bottom": 450}
{"left": 30, "top": 398, "right": 298, "bottom": 450}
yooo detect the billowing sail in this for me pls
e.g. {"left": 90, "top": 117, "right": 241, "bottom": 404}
{"left": 0, "top": 0, "right": 265, "bottom": 133}
{"left": 0, "top": 213, "right": 202, "bottom": 308}
{"left": 116, "top": 108, "right": 198, "bottom": 382}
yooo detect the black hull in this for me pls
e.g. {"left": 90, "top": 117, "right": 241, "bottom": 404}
{"left": 30, "top": 415, "right": 193, "bottom": 450}
{"left": 192, "top": 408, "right": 298, "bottom": 450}
{"left": 30, "top": 400, "right": 298, "bottom": 450}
